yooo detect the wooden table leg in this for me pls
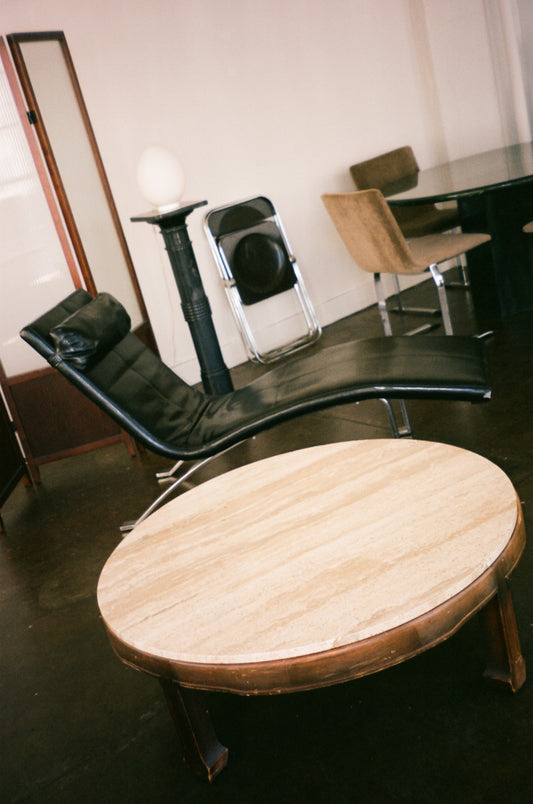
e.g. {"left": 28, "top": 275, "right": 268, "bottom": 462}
{"left": 159, "top": 679, "right": 228, "bottom": 782}
{"left": 481, "top": 579, "right": 526, "bottom": 693}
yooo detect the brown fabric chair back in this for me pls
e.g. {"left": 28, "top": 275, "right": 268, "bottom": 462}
{"left": 349, "top": 147, "right": 460, "bottom": 238}
{"left": 322, "top": 189, "right": 420, "bottom": 276}
{"left": 349, "top": 146, "right": 418, "bottom": 190}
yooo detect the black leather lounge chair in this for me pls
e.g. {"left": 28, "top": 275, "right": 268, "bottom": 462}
{"left": 21, "top": 289, "right": 491, "bottom": 528}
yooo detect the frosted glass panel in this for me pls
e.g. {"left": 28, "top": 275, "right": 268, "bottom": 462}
{"left": 18, "top": 39, "right": 143, "bottom": 328}
{"left": 0, "top": 57, "right": 75, "bottom": 376}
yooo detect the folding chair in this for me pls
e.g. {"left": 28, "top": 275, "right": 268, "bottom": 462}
{"left": 204, "top": 196, "right": 321, "bottom": 363}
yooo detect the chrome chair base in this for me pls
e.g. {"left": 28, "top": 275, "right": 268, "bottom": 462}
{"left": 374, "top": 271, "right": 451, "bottom": 336}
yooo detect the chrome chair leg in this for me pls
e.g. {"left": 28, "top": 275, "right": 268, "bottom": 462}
{"left": 389, "top": 274, "right": 441, "bottom": 317}
{"left": 459, "top": 261, "right": 470, "bottom": 287}
{"left": 446, "top": 255, "right": 470, "bottom": 289}
{"left": 374, "top": 274, "right": 435, "bottom": 336}
{"left": 476, "top": 330, "right": 495, "bottom": 340}
{"left": 156, "top": 439, "right": 247, "bottom": 485}
{"left": 374, "top": 273, "right": 393, "bottom": 336}
{"left": 380, "top": 398, "right": 412, "bottom": 438}
{"left": 398, "top": 400, "right": 412, "bottom": 437}
{"left": 120, "top": 443, "right": 244, "bottom": 534}
{"left": 428, "top": 264, "right": 453, "bottom": 334}
{"left": 156, "top": 459, "right": 185, "bottom": 482}
{"left": 120, "top": 458, "right": 210, "bottom": 534}
{"left": 430, "top": 260, "right": 491, "bottom": 338}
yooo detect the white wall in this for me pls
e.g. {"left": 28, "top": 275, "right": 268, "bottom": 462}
{"left": 513, "top": 0, "right": 533, "bottom": 137}
{"left": 2, "top": 0, "right": 523, "bottom": 381}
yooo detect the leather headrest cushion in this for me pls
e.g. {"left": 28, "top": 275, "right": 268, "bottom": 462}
{"left": 50, "top": 292, "right": 131, "bottom": 370}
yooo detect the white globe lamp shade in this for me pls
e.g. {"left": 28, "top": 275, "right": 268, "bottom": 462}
{"left": 137, "top": 146, "right": 186, "bottom": 212}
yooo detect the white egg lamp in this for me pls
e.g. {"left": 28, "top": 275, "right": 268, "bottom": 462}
{"left": 136, "top": 146, "right": 186, "bottom": 213}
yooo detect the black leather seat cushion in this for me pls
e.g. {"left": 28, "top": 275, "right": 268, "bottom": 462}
{"left": 195, "top": 335, "right": 490, "bottom": 448}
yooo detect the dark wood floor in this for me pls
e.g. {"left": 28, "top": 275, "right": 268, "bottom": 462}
{"left": 1, "top": 272, "right": 532, "bottom": 803}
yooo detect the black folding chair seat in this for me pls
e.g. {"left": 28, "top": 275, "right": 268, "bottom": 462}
{"left": 21, "top": 290, "right": 491, "bottom": 527}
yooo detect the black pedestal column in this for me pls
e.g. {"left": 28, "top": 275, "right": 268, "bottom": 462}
{"left": 132, "top": 201, "right": 233, "bottom": 395}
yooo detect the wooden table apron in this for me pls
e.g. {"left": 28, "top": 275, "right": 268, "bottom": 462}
{"left": 384, "top": 142, "right": 533, "bottom": 322}
{"left": 97, "top": 439, "right": 526, "bottom": 779}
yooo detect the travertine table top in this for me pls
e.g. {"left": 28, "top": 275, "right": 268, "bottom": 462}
{"left": 97, "top": 440, "right": 519, "bottom": 666}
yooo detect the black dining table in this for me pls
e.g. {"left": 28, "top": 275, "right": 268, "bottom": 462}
{"left": 383, "top": 142, "right": 533, "bottom": 323}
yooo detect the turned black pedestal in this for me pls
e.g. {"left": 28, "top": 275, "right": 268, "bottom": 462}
{"left": 132, "top": 201, "right": 233, "bottom": 395}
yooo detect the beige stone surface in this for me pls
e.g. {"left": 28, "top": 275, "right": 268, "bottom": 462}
{"left": 97, "top": 439, "right": 518, "bottom": 665}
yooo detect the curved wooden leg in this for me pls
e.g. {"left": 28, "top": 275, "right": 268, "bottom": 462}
{"left": 159, "top": 679, "right": 228, "bottom": 782}
{"left": 481, "top": 579, "right": 526, "bottom": 693}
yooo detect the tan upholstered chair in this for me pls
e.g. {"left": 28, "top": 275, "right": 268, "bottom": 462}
{"left": 322, "top": 189, "right": 491, "bottom": 336}
{"left": 523, "top": 221, "right": 533, "bottom": 233}
{"left": 350, "top": 146, "right": 469, "bottom": 300}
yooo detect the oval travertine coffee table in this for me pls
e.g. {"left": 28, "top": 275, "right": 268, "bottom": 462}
{"left": 97, "top": 440, "right": 526, "bottom": 781}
